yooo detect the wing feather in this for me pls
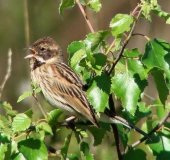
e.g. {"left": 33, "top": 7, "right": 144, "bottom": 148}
{"left": 47, "top": 63, "right": 99, "bottom": 127}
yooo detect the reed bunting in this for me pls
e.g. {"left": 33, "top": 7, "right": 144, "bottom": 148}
{"left": 25, "top": 37, "right": 148, "bottom": 137}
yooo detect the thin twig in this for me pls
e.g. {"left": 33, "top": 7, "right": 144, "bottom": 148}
{"left": 131, "top": 3, "right": 141, "bottom": 16}
{"left": 32, "top": 94, "right": 47, "bottom": 119}
{"left": 124, "top": 111, "right": 170, "bottom": 153}
{"left": 23, "top": 0, "right": 30, "bottom": 47}
{"left": 76, "top": 0, "right": 95, "bottom": 33}
{"left": 0, "top": 49, "right": 12, "bottom": 99}
{"left": 132, "top": 33, "right": 150, "bottom": 41}
{"left": 107, "top": 4, "right": 142, "bottom": 76}
{"left": 105, "top": 39, "right": 116, "bottom": 55}
{"left": 144, "top": 93, "right": 155, "bottom": 101}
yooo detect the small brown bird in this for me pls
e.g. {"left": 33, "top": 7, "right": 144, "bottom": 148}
{"left": 25, "top": 37, "right": 148, "bottom": 137}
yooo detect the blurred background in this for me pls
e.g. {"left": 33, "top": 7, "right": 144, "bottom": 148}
{"left": 0, "top": 0, "right": 170, "bottom": 159}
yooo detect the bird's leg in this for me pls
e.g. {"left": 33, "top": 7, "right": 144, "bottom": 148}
{"left": 63, "top": 116, "right": 77, "bottom": 131}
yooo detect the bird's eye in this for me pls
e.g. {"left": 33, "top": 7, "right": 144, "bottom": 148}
{"left": 40, "top": 47, "right": 46, "bottom": 51}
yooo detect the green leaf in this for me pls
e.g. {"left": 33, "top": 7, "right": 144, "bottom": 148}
{"left": 61, "top": 134, "right": 72, "bottom": 160}
{"left": 12, "top": 113, "right": 31, "bottom": 133}
{"left": 110, "top": 14, "right": 134, "bottom": 37}
{"left": 88, "top": 126, "right": 105, "bottom": 146}
{"left": 0, "top": 115, "right": 9, "bottom": 129}
{"left": 17, "top": 91, "right": 32, "bottom": 103}
{"left": 135, "top": 102, "right": 151, "bottom": 119}
{"left": 146, "top": 133, "right": 170, "bottom": 159}
{"left": 59, "top": 0, "right": 75, "bottom": 17}
{"left": 123, "top": 148, "right": 147, "bottom": 160}
{"left": 30, "top": 82, "right": 39, "bottom": 90}
{"left": 111, "top": 72, "right": 147, "bottom": 115}
{"left": 79, "top": 0, "right": 86, "bottom": 5}
{"left": 12, "top": 153, "right": 26, "bottom": 160}
{"left": 68, "top": 154, "right": 79, "bottom": 160}
{"left": 153, "top": 99, "right": 165, "bottom": 120}
{"left": 80, "top": 141, "right": 94, "bottom": 160}
{"left": 34, "top": 87, "right": 42, "bottom": 94}
{"left": 0, "top": 143, "right": 8, "bottom": 160}
{"left": 0, "top": 101, "right": 17, "bottom": 117}
{"left": 68, "top": 41, "right": 86, "bottom": 73}
{"left": 11, "top": 140, "right": 19, "bottom": 157}
{"left": 150, "top": 1, "right": 170, "bottom": 24}
{"left": 124, "top": 49, "right": 147, "bottom": 80}
{"left": 36, "top": 122, "right": 53, "bottom": 135}
{"left": 85, "top": 30, "right": 111, "bottom": 52}
{"left": 47, "top": 109, "right": 63, "bottom": 131}
{"left": 68, "top": 41, "right": 85, "bottom": 59}
{"left": 87, "top": 0, "right": 102, "bottom": 12}
{"left": 142, "top": 39, "right": 170, "bottom": 80}
{"left": 92, "top": 53, "right": 107, "bottom": 75}
{"left": 124, "top": 48, "right": 140, "bottom": 57}
{"left": 117, "top": 125, "right": 128, "bottom": 150}
{"left": 141, "top": 2, "right": 152, "bottom": 22}
{"left": 18, "top": 138, "right": 48, "bottom": 160}
{"left": 24, "top": 109, "right": 33, "bottom": 119}
{"left": 70, "top": 49, "right": 86, "bottom": 73}
{"left": 87, "top": 74, "right": 111, "bottom": 112}
{"left": 0, "top": 132, "right": 11, "bottom": 143}
{"left": 152, "top": 70, "right": 169, "bottom": 105}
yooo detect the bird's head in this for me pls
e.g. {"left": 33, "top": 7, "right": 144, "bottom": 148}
{"left": 25, "top": 37, "right": 63, "bottom": 70}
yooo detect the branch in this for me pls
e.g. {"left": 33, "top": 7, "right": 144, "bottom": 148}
{"left": 109, "top": 95, "right": 122, "bottom": 160}
{"left": 0, "top": 49, "right": 12, "bottom": 99}
{"left": 124, "top": 111, "right": 170, "bottom": 153}
{"left": 75, "top": 0, "right": 95, "bottom": 33}
{"left": 107, "top": 4, "right": 142, "bottom": 76}
{"left": 32, "top": 94, "right": 47, "bottom": 119}
{"left": 132, "top": 33, "right": 150, "bottom": 41}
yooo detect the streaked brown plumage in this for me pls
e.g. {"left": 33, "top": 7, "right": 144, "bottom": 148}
{"left": 25, "top": 37, "right": 149, "bottom": 137}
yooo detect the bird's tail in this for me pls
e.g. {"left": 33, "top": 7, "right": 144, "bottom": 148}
{"left": 98, "top": 112, "right": 149, "bottom": 139}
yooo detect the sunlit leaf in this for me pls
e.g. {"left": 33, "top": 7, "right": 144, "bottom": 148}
{"left": 111, "top": 72, "right": 147, "bottom": 115}
{"left": 59, "top": 0, "right": 75, "bottom": 17}
{"left": 87, "top": 0, "right": 102, "bottom": 12}
{"left": 36, "top": 122, "right": 53, "bottom": 135}
{"left": 17, "top": 91, "right": 32, "bottom": 103}
{"left": 85, "top": 30, "right": 111, "bottom": 52}
{"left": 12, "top": 114, "right": 31, "bottom": 133}
{"left": 0, "top": 101, "right": 17, "bottom": 117}
{"left": 0, "top": 143, "right": 8, "bottom": 160}
{"left": 141, "top": 2, "right": 152, "bottom": 22}
{"left": 142, "top": 39, "right": 170, "bottom": 80}
{"left": 146, "top": 132, "right": 170, "bottom": 159}
{"left": 124, "top": 49, "right": 147, "bottom": 80}
{"left": 110, "top": 14, "right": 134, "bottom": 37}
{"left": 87, "top": 74, "right": 111, "bottom": 112}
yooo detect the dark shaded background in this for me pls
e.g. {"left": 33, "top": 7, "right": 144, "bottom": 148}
{"left": 0, "top": 0, "right": 169, "bottom": 159}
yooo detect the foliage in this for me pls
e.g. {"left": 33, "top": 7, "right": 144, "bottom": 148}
{"left": 1, "top": 0, "right": 170, "bottom": 160}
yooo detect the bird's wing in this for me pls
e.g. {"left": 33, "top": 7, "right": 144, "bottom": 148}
{"left": 48, "top": 63, "right": 99, "bottom": 127}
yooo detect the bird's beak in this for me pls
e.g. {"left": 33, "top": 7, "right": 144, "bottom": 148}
{"left": 24, "top": 54, "right": 34, "bottom": 59}
{"left": 24, "top": 46, "right": 35, "bottom": 59}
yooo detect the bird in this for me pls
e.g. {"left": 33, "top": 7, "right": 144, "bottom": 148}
{"left": 25, "top": 36, "right": 149, "bottom": 138}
